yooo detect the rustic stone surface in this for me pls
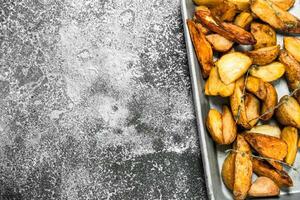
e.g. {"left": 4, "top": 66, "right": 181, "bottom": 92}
{"left": 0, "top": 0, "right": 207, "bottom": 199}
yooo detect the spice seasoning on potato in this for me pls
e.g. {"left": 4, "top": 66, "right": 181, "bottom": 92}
{"left": 250, "top": 22, "right": 276, "bottom": 49}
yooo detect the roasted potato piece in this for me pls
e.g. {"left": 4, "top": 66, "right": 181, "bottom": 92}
{"left": 260, "top": 82, "right": 278, "bottom": 121}
{"left": 250, "top": 125, "right": 281, "bottom": 138}
{"left": 234, "top": 12, "right": 253, "bottom": 29}
{"left": 245, "top": 76, "right": 267, "bottom": 100}
{"left": 230, "top": 78, "right": 260, "bottom": 129}
{"left": 206, "top": 106, "right": 237, "bottom": 144}
{"left": 278, "top": 50, "right": 300, "bottom": 103}
{"left": 194, "top": 21, "right": 211, "bottom": 34}
{"left": 250, "top": 22, "right": 276, "bottom": 49}
{"left": 195, "top": 6, "right": 256, "bottom": 44}
{"left": 233, "top": 135, "right": 252, "bottom": 200}
{"left": 281, "top": 126, "right": 298, "bottom": 166}
{"left": 187, "top": 19, "right": 213, "bottom": 78}
{"left": 269, "top": 0, "right": 295, "bottom": 10}
{"left": 249, "top": 62, "right": 285, "bottom": 82}
{"left": 216, "top": 52, "right": 252, "bottom": 84}
{"left": 284, "top": 37, "right": 300, "bottom": 62}
{"left": 276, "top": 96, "right": 300, "bottom": 128}
{"left": 210, "top": 1, "right": 238, "bottom": 22}
{"left": 252, "top": 158, "right": 293, "bottom": 188}
{"left": 251, "top": 0, "right": 300, "bottom": 33}
{"left": 193, "top": 0, "right": 224, "bottom": 7}
{"left": 222, "top": 153, "right": 235, "bottom": 190}
{"left": 205, "top": 67, "right": 235, "bottom": 97}
{"left": 206, "top": 34, "right": 234, "bottom": 52}
{"left": 245, "top": 45, "right": 280, "bottom": 65}
{"left": 228, "top": 0, "right": 250, "bottom": 11}
{"left": 244, "top": 132, "right": 287, "bottom": 170}
{"left": 248, "top": 177, "right": 280, "bottom": 197}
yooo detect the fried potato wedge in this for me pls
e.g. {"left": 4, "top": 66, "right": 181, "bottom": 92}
{"left": 222, "top": 153, "right": 235, "bottom": 190}
{"left": 193, "top": 0, "right": 224, "bottom": 7}
{"left": 210, "top": 1, "right": 238, "bottom": 22}
{"left": 245, "top": 76, "right": 267, "bottom": 100}
{"left": 206, "top": 34, "right": 234, "bottom": 52}
{"left": 269, "top": 0, "right": 295, "bottom": 10}
{"left": 245, "top": 94, "right": 261, "bottom": 127}
{"left": 278, "top": 50, "right": 300, "bottom": 103}
{"left": 233, "top": 135, "right": 252, "bottom": 200}
{"left": 249, "top": 62, "right": 285, "bottom": 82}
{"left": 281, "top": 127, "right": 298, "bottom": 166}
{"left": 194, "top": 21, "right": 211, "bottom": 35}
{"left": 228, "top": 0, "right": 250, "bottom": 11}
{"left": 248, "top": 177, "right": 280, "bottom": 197}
{"left": 252, "top": 158, "right": 293, "bottom": 188}
{"left": 251, "top": 0, "right": 300, "bottom": 33}
{"left": 244, "top": 132, "right": 287, "bottom": 170}
{"left": 234, "top": 12, "right": 253, "bottom": 29}
{"left": 217, "top": 52, "right": 252, "bottom": 84}
{"left": 261, "top": 82, "right": 278, "bottom": 121}
{"left": 195, "top": 6, "right": 256, "bottom": 44}
{"left": 276, "top": 96, "right": 300, "bottom": 128}
{"left": 250, "top": 125, "right": 281, "bottom": 138}
{"left": 250, "top": 22, "right": 276, "bottom": 49}
{"left": 284, "top": 37, "right": 300, "bottom": 62}
{"left": 206, "top": 106, "right": 237, "bottom": 144}
{"left": 205, "top": 67, "right": 235, "bottom": 97}
{"left": 245, "top": 45, "right": 280, "bottom": 65}
{"left": 187, "top": 19, "right": 213, "bottom": 78}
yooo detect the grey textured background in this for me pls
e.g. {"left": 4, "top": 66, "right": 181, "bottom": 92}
{"left": 0, "top": 0, "right": 207, "bottom": 199}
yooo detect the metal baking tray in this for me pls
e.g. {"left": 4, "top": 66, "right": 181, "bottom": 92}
{"left": 181, "top": 0, "right": 300, "bottom": 199}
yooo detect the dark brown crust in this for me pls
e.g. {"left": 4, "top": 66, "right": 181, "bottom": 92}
{"left": 195, "top": 7, "right": 256, "bottom": 45}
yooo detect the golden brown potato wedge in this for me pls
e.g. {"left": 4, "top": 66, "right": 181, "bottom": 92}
{"left": 269, "top": 0, "right": 295, "bottom": 10}
{"left": 251, "top": 0, "right": 300, "bottom": 33}
{"left": 245, "top": 94, "right": 261, "bottom": 127}
{"left": 245, "top": 45, "right": 280, "bottom": 65}
{"left": 284, "top": 37, "right": 300, "bottom": 62}
{"left": 205, "top": 67, "right": 235, "bottom": 97}
{"left": 278, "top": 50, "right": 300, "bottom": 103}
{"left": 245, "top": 76, "right": 267, "bottom": 100}
{"left": 281, "top": 126, "right": 298, "bottom": 166}
{"left": 222, "top": 153, "right": 235, "bottom": 190}
{"left": 216, "top": 52, "right": 252, "bottom": 84}
{"left": 194, "top": 21, "right": 211, "bottom": 35}
{"left": 234, "top": 12, "right": 253, "bottom": 29}
{"left": 210, "top": 1, "right": 238, "bottom": 22}
{"left": 276, "top": 96, "right": 300, "bottom": 129}
{"left": 252, "top": 158, "right": 293, "bottom": 188}
{"left": 251, "top": 22, "right": 276, "bottom": 49}
{"left": 187, "top": 19, "right": 213, "bottom": 78}
{"left": 249, "top": 62, "right": 285, "bottom": 82}
{"left": 195, "top": 6, "right": 256, "bottom": 44}
{"left": 249, "top": 125, "right": 281, "bottom": 138}
{"left": 206, "top": 106, "right": 237, "bottom": 144}
{"left": 193, "top": 0, "right": 224, "bottom": 7}
{"left": 228, "top": 0, "right": 250, "bottom": 11}
{"left": 248, "top": 177, "right": 280, "bottom": 197}
{"left": 233, "top": 135, "right": 252, "bottom": 200}
{"left": 261, "top": 82, "right": 278, "bottom": 121}
{"left": 206, "top": 34, "right": 234, "bottom": 52}
{"left": 244, "top": 132, "right": 287, "bottom": 170}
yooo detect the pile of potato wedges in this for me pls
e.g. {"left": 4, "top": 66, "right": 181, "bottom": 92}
{"left": 187, "top": 0, "right": 300, "bottom": 199}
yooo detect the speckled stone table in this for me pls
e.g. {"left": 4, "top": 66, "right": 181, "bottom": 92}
{"left": 0, "top": 0, "right": 207, "bottom": 199}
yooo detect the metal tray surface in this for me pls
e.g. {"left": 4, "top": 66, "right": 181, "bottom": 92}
{"left": 181, "top": 0, "right": 300, "bottom": 199}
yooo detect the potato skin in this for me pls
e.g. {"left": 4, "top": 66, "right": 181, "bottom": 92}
{"left": 281, "top": 127, "right": 298, "bottom": 165}
{"left": 206, "top": 34, "right": 234, "bottom": 52}
{"left": 233, "top": 135, "right": 252, "bottom": 200}
{"left": 261, "top": 82, "right": 277, "bottom": 121}
{"left": 245, "top": 76, "right": 267, "bottom": 100}
{"left": 245, "top": 45, "right": 280, "bottom": 65}
{"left": 251, "top": 22, "right": 276, "bottom": 49}
{"left": 193, "top": 0, "right": 224, "bottom": 7}
{"left": 234, "top": 12, "right": 253, "bottom": 29}
{"left": 222, "top": 153, "right": 236, "bottom": 190}
{"left": 187, "top": 19, "right": 213, "bottom": 78}
{"left": 278, "top": 50, "right": 300, "bottom": 103}
{"left": 252, "top": 158, "right": 293, "bottom": 188}
{"left": 244, "top": 132, "right": 287, "bottom": 170}
{"left": 210, "top": 1, "right": 238, "bottom": 22}
{"left": 248, "top": 177, "right": 280, "bottom": 197}
{"left": 275, "top": 96, "right": 300, "bottom": 129}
